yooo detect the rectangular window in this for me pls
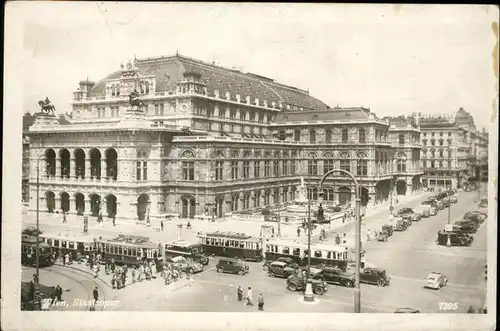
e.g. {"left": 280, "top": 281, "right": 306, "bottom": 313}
{"left": 291, "top": 160, "right": 296, "bottom": 175}
{"left": 359, "top": 129, "right": 366, "bottom": 143}
{"left": 308, "top": 160, "right": 318, "bottom": 175}
{"left": 357, "top": 160, "right": 368, "bottom": 176}
{"left": 254, "top": 161, "right": 260, "bottom": 178}
{"left": 231, "top": 161, "right": 238, "bottom": 179}
{"left": 342, "top": 129, "right": 348, "bottom": 142}
{"left": 264, "top": 161, "right": 270, "bottom": 177}
{"left": 431, "top": 161, "right": 435, "bottom": 168}
{"left": 136, "top": 162, "right": 141, "bottom": 180}
{"left": 143, "top": 162, "right": 147, "bottom": 180}
{"left": 255, "top": 193, "right": 261, "bottom": 207}
{"left": 273, "top": 161, "right": 280, "bottom": 177}
{"left": 294, "top": 130, "right": 301, "bottom": 142}
{"left": 399, "top": 134, "right": 405, "bottom": 145}
{"left": 325, "top": 130, "right": 332, "bottom": 143}
{"left": 310, "top": 130, "right": 316, "bottom": 143}
{"left": 215, "top": 161, "right": 223, "bottom": 180}
{"left": 243, "top": 161, "right": 250, "bottom": 179}
{"left": 340, "top": 159, "right": 350, "bottom": 173}
{"left": 324, "top": 159, "right": 334, "bottom": 174}
{"left": 182, "top": 161, "right": 194, "bottom": 180}
{"left": 282, "top": 161, "right": 288, "bottom": 176}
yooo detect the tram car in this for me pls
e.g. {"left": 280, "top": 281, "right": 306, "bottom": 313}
{"left": 94, "top": 234, "right": 162, "bottom": 266}
{"left": 197, "top": 231, "right": 263, "bottom": 262}
{"left": 162, "top": 240, "right": 209, "bottom": 265}
{"left": 21, "top": 234, "right": 53, "bottom": 267}
{"left": 264, "top": 239, "right": 349, "bottom": 271}
{"left": 40, "top": 232, "right": 96, "bottom": 262}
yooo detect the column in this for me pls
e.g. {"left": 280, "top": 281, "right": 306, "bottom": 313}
{"left": 68, "top": 196, "right": 75, "bottom": 214}
{"left": 55, "top": 157, "right": 61, "bottom": 178}
{"left": 70, "top": 158, "right": 76, "bottom": 179}
{"left": 260, "top": 189, "right": 266, "bottom": 207}
{"left": 85, "top": 158, "right": 91, "bottom": 179}
{"left": 101, "top": 158, "right": 107, "bottom": 180}
{"left": 55, "top": 196, "right": 62, "bottom": 213}
{"left": 250, "top": 191, "right": 256, "bottom": 208}
{"left": 84, "top": 197, "right": 91, "bottom": 216}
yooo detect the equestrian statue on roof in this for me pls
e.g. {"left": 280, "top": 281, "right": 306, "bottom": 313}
{"left": 38, "top": 97, "right": 56, "bottom": 115}
{"left": 128, "top": 89, "right": 146, "bottom": 110}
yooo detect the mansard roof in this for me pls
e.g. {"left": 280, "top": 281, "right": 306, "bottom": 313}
{"left": 272, "top": 107, "right": 378, "bottom": 123}
{"left": 89, "top": 54, "right": 329, "bottom": 111}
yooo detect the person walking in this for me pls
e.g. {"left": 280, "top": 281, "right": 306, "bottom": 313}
{"left": 112, "top": 216, "right": 116, "bottom": 226}
{"left": 297, "top": 227, "right": 301, "bottom": 237}
{"left": 131, "top": 266, "right": 136, "bottom": 283}
{"left": 161, "top": 220, "right": 164, "bottom": 231}
{"left": 246, "top": 287, "right": 254, "bottom": 306}
{"left": 237, "top": 285, "right": 243, "bottom": 302}
{"left": 56, "top": 285, "right": 63, "bottom": 302}
{"left": 93, "top": 286, "right": 99, "bottom": 304}
{"left": 257, "top": 293, "right": 264, "bottom": 311}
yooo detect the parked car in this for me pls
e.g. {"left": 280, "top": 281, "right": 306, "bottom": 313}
{"left": 395, "top": 308, "right": 420, "bottom": 313}
{"left": 167, "top": 256, "right": 204, "bottom": 274}
{"left": 376, "top": 230, "right": 389, "bottom": 242}
{"left": 381, "top": 224, "right": 394, "bottom": 236}
{"left": 463, "top": 211, "right": 487, "bottom": 223}
{"left": 267, "top": 261, "right": 298, "bottom": 278}
{"left": 424, "top": 272, "right": 448, "bottom": 290}
{"left": 429, "top": 206, "right": 438, "bottom": 216}
{"left": 360, "top": 267, "right": 390, "bottom": 287}
{"left": 436, "top": 231, "right": 473, "bottom": 246}
{"left": 453, "top": 220, "right": 478, "bottom": 234}
{"left": 443, "top": 199, "right": 451, "bottom": 208}
{"left": 394, "top": 219, "right": 407, "bottom": 231}
{"left": 450, "top": 195, "right": 458, "bottom": 203}
{"left": 286, "top": 274, "right": 328, "bottom": 295}
{"left": 216, "top": 257, "right": 249, "bottom": 275}
{"left": 397, "top": 208, "right": 414, "bottom": 219}
{"left": 435, "top": 200, "right": 445, "bottom": 210}
{"left": 409, "top": 213, "right": 422, "bottom": 222}
{"left": 312, "top": 267, "right": 355, "bottom": 287}
{"left": 402, "top": 218, "right": 412, "bottom": 228}
{"left": 421, "top": 199, "right": 434, "bottom": 206}
{"left": 416, "top": 207, "right": 430, "bottom": 218}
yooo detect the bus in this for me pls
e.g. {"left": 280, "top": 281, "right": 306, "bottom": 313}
{"left": 264, "top": 239, "right": 349, "bottom": 270}
{"left": 21, "top": 235, "right": 53, "bottom": 267}
{"left": 162, "top": 240, "right": 209, "bottom": 265}
{"left": 95, "top": 234, "right": 162, "bottom": 266}
{"left": 40, "top": 232, "right": 96, "bottom": 262}
{"left": 197, "top": 231, "right": 263, "bottom": 262}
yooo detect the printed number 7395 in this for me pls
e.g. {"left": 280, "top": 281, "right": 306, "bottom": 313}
{"left": 439, "top": 302, "right": 458, "bottom": 311}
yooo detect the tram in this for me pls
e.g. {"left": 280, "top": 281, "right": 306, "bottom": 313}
{"left": 40, "top": 232, "right": 96, "bottom": 262}
{"left": 21, "top": 235, "right": 53, "bottom": 267}
{"left": 94, "top": 234, "right": 162, "bottom": 266}
{"left": 197, "top": 231, "right": 263, "bottom": 262}
{"left": 162, "top": 240, "right": 209, "bottom": 265}
{"left": 264, "top": 239, "right": 349, "bottom": 270}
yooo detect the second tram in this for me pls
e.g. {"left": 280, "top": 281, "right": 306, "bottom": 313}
{"left": 95, "top": 234, "right": 162, "bottom": 266}
{"left": 197, "top": 231, "right": 263, "bottom": 262}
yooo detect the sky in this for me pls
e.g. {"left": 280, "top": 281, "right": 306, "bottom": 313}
{"left": 12, "top": 3, "right": 498, "bottom": 130}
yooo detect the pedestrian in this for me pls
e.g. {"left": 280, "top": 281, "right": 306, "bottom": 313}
{"left": 246, "top": 287, "right": 254, "bottom": 306}
{"left": 112, "top": 216, "right": 116, "bottom": 226}
{"left": 297, "top": 227, "right": 301, "bottom": 237}
{"left": 123, "top": 265, "right": 128, "bottom": 281}
{"left": 111, "top": 259, "right": 115, "bottom": 272}
{"left": 93, "top": 286, "right": 99, "bottom": 303}
{"left": 56, "top": 285, "right": 63, "bottom": 302}
{"left": 29, "top": 281, "right": 35, "bottom": 301}
{"left": 271, "top": 227, "right": 275, "bottom": 238}
{"left": 62, "top": 212, "right": 67, "bottom": 223}
{"left": 132, "top": 266, "right": 136, "bottom": 283}
{"left": 257, "top": 293, "right": 264, "bottom": 311}
{"left": 93, "top": 264, "right": 99, "bottom": 278}
{"left": 161, "top": 220, "right": 164, "bottom": 231}
{"left": 65, "top": 253, "right": 70, "bottom": 265}
{"left": 111, "top": 274, "right": 116, "bottom": 289}
{"left": 151, "top": 262, "right": 157, "bottom": 278}
{"left": 237, "top": 285, "right": 243, "bottom": 301}
{"left": 50, "top": 286, "right": 57, "bottom": 304}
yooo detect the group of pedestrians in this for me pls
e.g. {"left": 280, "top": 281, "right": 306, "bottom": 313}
{"left": 237, "top": 285, "right": 265, "bottom": 311}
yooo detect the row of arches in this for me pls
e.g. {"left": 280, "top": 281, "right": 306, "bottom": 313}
{"left": 43, "top": 148, "right": 118, "bottom": 180}
{"left": 43, "top": 191, "right": 150, "bottom": 220}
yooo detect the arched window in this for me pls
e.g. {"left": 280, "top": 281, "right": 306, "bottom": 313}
{"left": 308, "top": 159, "right": 318, "bottom": 175}
{"left": 111, "top": 84, "right": 116, "bottom": 96}
{"left": 136, "top": 150, "right": 148, "bottom": 181}
{"left": 243, "top": 193, "right": 250, "bottom": 209}
{"left": 231, "top": 195, "right": 239, "bottom": 212}
{"left": 182, "top": 160, "right": 194, "bottom": 180}
{"left": 145, "top": 81, "right": 150, "bottom": 94}
{"left": 255, "top": 191, "right": 261, "bottom": 207}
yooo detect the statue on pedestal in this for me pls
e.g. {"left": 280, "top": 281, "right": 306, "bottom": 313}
{"left": 128, "top": 89, "right": 146, "bottom": 110}
{"left": 296, "top": 177, "right": 307, "bottom": 203}
{"left": 37, "top": 97, "right": 56, "bottom": 116}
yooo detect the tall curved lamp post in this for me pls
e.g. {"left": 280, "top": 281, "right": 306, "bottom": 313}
{"left": 319, "top": 168, "right": 361, "bottom": 313}
{"left": 34, "top": 152, "right": 45, "bottom": 310}
{"left": 303, "top": 155, "right": 315, "bottom": 302}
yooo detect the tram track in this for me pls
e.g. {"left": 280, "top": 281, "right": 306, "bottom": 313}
{"left": 22, "top": 265, "right": 108, "bottom": 311}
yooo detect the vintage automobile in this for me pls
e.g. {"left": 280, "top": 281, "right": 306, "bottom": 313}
{"left": 452, "top": 220, "right": 478, "bottom": 234}
{"left": 216, "top": 257, "right": 249, "bottom": 275}
{"left": 395, "top": 308, "right": 420, "bottom": 313}
{"left": 402, "top": 218, "right": 412, "bottom": 228}
{"left": 167, "top": 256, "right": 204, "bottom": 274}
{"left": 443, "top": 199, "right": 451, "bottom": 208}
{"left": 381, "top": 224, "right": 394, "bottom": 236}
{"left": 424, "top": 272, "right": 448, "bottom": 290}
{"left": 435, "top": 200, "right": 445, "bottom": 210}
{"left": 409, "top": 212, "right": 422, "bottom": 222}
{"left": 463, "top": 211, "right": 487, "bottom": 223}
{"left": 437, "top": 231, "right": 473, "bottom": 246}
{"left": 312, "top": 267, "right": 355, "bottom": 287}
{"left": 262, "top": 256, "right": 295, "bottom": 272}
{"left": 286, "top": 273, "right": 328, "bottom": 295}
{"left": 360, "top": 267, "right": 390, "bottom": 287}
{"left": 421, "top": 199, "right": 436, "bottom": 206}
{"left": 416, "top": 207, "right": 430, "bottom": 218}
{"left": 267, "top": 261, "right": 299, "bottom": 278}
{"left": 396, "top": 208, "right": 414, "bottom": 219}
{"left": 376, "top": 230, "right": 389, "bottom": 242}
{"left": 450, "top": 195, "right": 458, "bottom": 203}
{"left": 394, "top": 219, "right": 408, "bottom": 231}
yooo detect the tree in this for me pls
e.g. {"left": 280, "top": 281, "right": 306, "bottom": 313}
{"left": 22, "top": 227, "right": 42, "bottom": 236}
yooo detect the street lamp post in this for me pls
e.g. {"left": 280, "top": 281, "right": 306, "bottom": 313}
{"left": 303, "top": 156, "right": 315, "bottom": 302}
{"left": 34, "top": 153, "right": 45, "bottom": 311}
{"left": 319, "top": 168, "right": 361, "bottom": 313}
{"left": 446, "top": 186, "right": 452, "bottom": 247}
